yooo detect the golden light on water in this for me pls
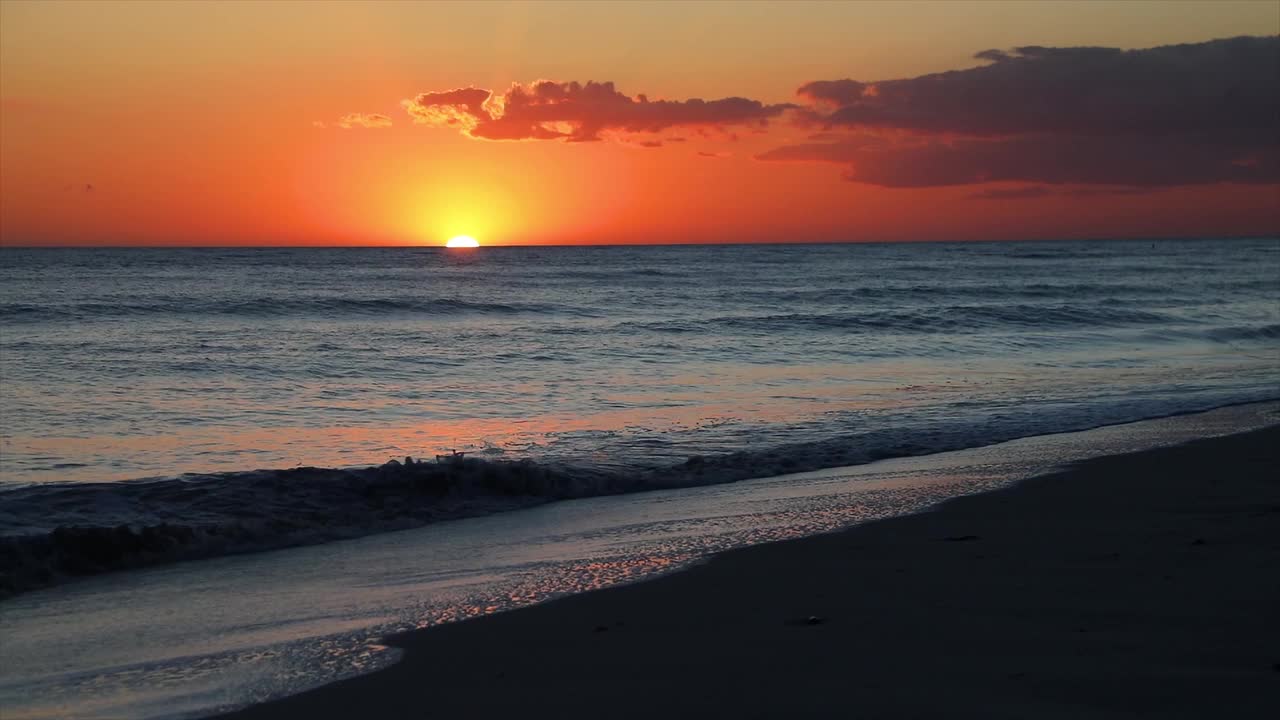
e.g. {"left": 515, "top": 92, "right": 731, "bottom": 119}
{"left": 445, "top": 235, "right": 480, "bottom": 248}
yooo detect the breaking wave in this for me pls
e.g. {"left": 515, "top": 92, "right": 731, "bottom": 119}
{"left": 5, "top": 393, "right": 1278, "bottom": 599}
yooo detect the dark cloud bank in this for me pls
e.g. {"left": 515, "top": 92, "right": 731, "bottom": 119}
{"left": 761, "top": 35, "right": 1279, "bottom": 189}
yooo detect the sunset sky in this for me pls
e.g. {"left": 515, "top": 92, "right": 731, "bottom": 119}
{"left": 1, "top": 0, "right": 1277, "bottom": 246}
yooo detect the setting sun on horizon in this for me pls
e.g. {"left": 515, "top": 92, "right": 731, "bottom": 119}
{"left": 1, "top": 1, "right": 1276, "bottom": 246}
{"left": 445, "top": 235, "right": 480, "bottom": 248}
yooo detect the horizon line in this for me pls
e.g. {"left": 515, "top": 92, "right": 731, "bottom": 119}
{"left": 2, "top": 235, "right": 1280, "bottom": 249}
{"left": 2, "top": 233, "right": 1277, "bottom": 249}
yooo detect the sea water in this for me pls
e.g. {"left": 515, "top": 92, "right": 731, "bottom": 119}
{"left": 0, "top": 240, "right": 1277, "bottom": 560}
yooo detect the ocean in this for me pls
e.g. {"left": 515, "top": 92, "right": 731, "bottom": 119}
{"left": 4, "top": 241, "right": 1278, "bottom": 484}
{"left": 2, "top": 240, "right": 1278, "bottom": 574}
{"left": 1, "top": 238, "right": 1278, "bottom": 718}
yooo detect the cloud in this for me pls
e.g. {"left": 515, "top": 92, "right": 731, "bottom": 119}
{"left": 401, "top": 87, "right": 493, "bottom": 131}
{"left": 403, "top": 80, "right": 794, "bottom": 142}
{"left": 796, "top": 36, "right": 1278, "bottom": 137}
{"left": 336, "top": 113, "right": 393, "bottom": 129}
{"left": 763, "top": 36, "right": 1280, "bottom": 188}
{"left": 971, "top": 184, "right": 1167, "bottom": 200}
{"left": 760, "top": 132, "right": 1277, "bottom": 187}
{"left": 969, "top": 186, "right": 1053, "bottom": 200}
{"left": 1064, "top": 186, "right": 1159, "bottom": 198}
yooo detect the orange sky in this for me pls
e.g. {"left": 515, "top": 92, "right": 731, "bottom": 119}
{"left": 1, "top": 0, "right": 1277, "bottom": 246}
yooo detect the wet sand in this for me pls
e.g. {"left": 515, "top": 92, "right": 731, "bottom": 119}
{"left": 222, "top": 426, "right": 1280, "bottom": 719}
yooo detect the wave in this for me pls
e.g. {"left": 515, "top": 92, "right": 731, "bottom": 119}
{"left": 627, "top": 303, "right": 1179, "bottom": 336}
{"left": 0, "top": 458, "right": 617, "bottom": 598}
{"left": 1203, "top": 322, "right": 1280, "bottom": 342}
{"left": 6, "top": 395, "right": 1277, "bottom": 599}
{"left": 545, "top": 267, "right": 686, "bottom": 280}
{"left": 724, "top": 282, "right": 1200, "bottom": 304}
{"left": 1134, "top": 322, "right": 1280, "bottom": 346}
{"left": 0, "top": 297, "right": 596, "bottom": 323}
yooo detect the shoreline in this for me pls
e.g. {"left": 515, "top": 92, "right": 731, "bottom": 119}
{"left": 5, "top": 398, "right": 1276, "bottom": 600}
{"left": 220, "top": 424, "right": 1280, "bottom": 719}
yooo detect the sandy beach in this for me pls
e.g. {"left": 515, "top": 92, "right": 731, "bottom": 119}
{"left": 221, "top": 425, "right": 1280, "bottom": 719}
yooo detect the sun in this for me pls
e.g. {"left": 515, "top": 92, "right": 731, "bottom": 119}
{"left": 445, "top": 235, "right": 480, "bottom": 248}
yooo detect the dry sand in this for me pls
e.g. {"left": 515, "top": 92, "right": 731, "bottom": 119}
{"left": 222, "top": 426, "right": 1279, "bottom": 719}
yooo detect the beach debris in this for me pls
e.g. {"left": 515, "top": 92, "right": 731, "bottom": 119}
{"left": 805, "top": 615, "right": 825, "bottom": 626}
{"left": 938, "top": 534, "right": 982, "bottom": 542}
